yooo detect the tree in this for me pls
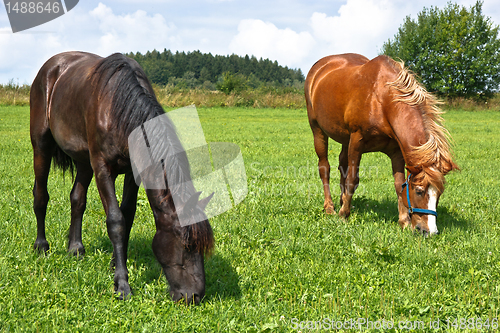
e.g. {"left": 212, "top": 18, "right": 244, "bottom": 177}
{"left": 381, "top": 1, "right": 500, "bottom": 98}
{"left": 125, "top": 49, "right": 305, "bottom": 89}
{"left": 216, "top": 72, "right": 247, "bottom": 94}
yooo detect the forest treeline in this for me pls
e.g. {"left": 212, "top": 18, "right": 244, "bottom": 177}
{"left": 125, "top": 49, "right": 305, "bottom": 91}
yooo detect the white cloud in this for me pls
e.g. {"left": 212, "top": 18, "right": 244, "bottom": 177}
{"left": 309, "top": 0, "right": 404, "bottom": 57}
{"left": 227, "top": 0, "right": 415, "bottom": 74}
{"left": 1, "top": 0, "right": 499, "bottom": 83}
{"left": 88, "top": 3, "right": 177, "bottom": 55}
{"left": 0, "top": 3, "right": 179, "bottom": 83}
{"left": 0, "top": 28, "right": 64, "bottom": 83}
{"left": 229, "top": 19, "right": 315, "bottom": 68}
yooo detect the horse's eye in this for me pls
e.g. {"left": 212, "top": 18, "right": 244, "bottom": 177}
{"left": 415, "top": 187, "right": 425, "bottom": 196}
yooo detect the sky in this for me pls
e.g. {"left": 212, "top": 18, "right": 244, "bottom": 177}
{"left": 1, "top": 0, "right": 500, "bottom": 84}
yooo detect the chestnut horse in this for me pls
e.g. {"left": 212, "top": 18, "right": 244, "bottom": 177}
{"left": 30, "top": 51, "right": 214, "bottom": 304}
{"left": 305, "top": 53, "right": 458, "bottom": 235}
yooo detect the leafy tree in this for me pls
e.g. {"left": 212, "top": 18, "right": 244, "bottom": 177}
{"left": 381, "top": 1, "right": 500, "bottom": 98}
{"left": 199, "top": 67, "right": 212, "bottom": 83}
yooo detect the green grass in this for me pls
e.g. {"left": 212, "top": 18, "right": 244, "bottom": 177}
{"left": 0, "top": 105, "right": 499, "bottom": 332}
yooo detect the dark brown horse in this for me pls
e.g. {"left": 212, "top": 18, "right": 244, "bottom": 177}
{"left": 305, "top": 53, "right": 459, "bottom": 235}
{"left": 30, "top": 51, "right": 214, "bottom": 304}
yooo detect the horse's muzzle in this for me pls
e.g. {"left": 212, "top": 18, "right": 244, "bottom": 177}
{"left": 171, "top": 289, "right": 203, "bottom": 305}
{"left": 415, "top": 225, "right": 439, "bottom": 237}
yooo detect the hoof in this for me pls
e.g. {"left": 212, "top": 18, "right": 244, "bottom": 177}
{"left": 34, "top": 239, "right": 49, "bottom": 253}
{"left": 338, "top": 207, "right": 350, "bottom": 219}
{"left": 68, "top": 243, "right": 85, "bottom": 256}
{"left": 324, "top": 207, "right": 336, "bottom": 215}
{"left": 116, "top": 283, "right": 132, "bottom": 300}
{"left": 324, "top": 203, "right": 336, "bottom": 215}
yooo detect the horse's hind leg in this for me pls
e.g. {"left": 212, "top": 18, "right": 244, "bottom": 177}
{"left": 338, "top": 144, "right": 348, "bottom": 208}
{"left": 32, "top": 147, "right": 52, "bottom": 253}
{"left": 312, "top": 125, "right": 335, "bottom": 214}
{"left": 68, "top": 162, "right": 93, "bottom": 255}
{"left": 338, "top": 132, "right": 363, "bottom": 218}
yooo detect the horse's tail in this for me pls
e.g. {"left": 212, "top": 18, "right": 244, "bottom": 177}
{"left": 52, "top": 145, "right": 75, "bottom": 178}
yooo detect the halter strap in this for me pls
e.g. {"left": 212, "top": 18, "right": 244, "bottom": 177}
{"left": 402, "top": 174, "right": 438, "bottom": 217}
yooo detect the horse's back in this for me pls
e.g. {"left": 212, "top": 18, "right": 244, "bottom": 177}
{"left": 305, "top": 54, "right": 367, "bottom": 142}
{"left": 31, "top": 51, "right": 101, "bottom": 106}
{"left": 30, "top": 51, "right": 101, "bottom": 129}
{"left": 305, "top": 54, "right": 398, "bottom": 144}
{"left": 305, "top": 54, "right": 369, "bottom": 95}
{"left": 30, "top": 52, "right": 103, "bottom": 162}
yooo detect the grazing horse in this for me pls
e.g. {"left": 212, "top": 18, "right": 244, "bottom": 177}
{"left": 30, "top": 51, "right": 214, "bottom": 304}
{"left": 305, "top": 53, "right": 459, "bottom": 235}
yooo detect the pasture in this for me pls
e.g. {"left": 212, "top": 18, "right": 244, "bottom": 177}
{"left": 0, "top": 105, "right": 499, "bottom": 332}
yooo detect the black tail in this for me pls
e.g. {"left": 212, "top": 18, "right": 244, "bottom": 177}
{"left": 52, "top": 145, "right": 75, "bottom": 178}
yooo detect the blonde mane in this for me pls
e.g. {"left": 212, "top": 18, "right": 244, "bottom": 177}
{"left": 387, "top": 60, "right": 458, "bottom": 191}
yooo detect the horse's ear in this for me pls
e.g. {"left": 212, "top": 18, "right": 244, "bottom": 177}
{"left": 444, "top": 160, "right": 460, "bottom": 174}
{"left": 179, "top": 192, "right": 202, "bottom": 216}
{"left": 197, "top": 192, "right": 214, "bottom": 211}
{"left": 405, "top": 165, "right": 421, "bottom": 175}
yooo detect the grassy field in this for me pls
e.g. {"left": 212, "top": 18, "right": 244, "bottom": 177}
{"left": 0, "top": 105, "right": 499, "bottom": 332}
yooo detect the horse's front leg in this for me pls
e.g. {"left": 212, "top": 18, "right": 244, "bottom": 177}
{"left": 120, "top": 172, "right": 139, "bottom": 261}
{"left": 338, "top": 133, "right": 363, "bottom": 218}
{"left": 390, "top": 151, "right": 410, "bottom": 229}
{"left": 92, "top": 159, "right": 131, "bottom": 300}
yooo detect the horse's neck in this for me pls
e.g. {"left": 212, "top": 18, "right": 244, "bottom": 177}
{"left": 145, "top": 189, "right": 176, "bottom": 228}
{"left": 388, "top": 105, "right": 428, "bottom": 166}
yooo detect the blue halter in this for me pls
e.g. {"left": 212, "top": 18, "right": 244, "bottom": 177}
{"left": 402, "top": 173, "right": 438, "bottom": 217}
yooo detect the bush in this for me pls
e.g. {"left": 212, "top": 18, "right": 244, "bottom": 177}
{"left": 216, "top": 72, "right": 248, "bottom": 94}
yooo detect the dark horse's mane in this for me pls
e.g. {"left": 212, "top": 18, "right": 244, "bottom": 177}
{"left": 386, "top": 58, "right": 459, "bottom": 192}
{"left": 90, "top": 53, "right": 214, "bottom": 255}
{"left": 91, "top": 53, "right": 164, "bottom": 140}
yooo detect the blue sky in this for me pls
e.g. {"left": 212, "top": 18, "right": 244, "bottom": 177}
{"left": 1, "top": 0, "right": 499, "bottom": 84}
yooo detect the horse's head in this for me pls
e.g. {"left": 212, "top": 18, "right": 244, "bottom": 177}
{"left": 147, "top": 189, "right": 214, "bottom": 305}
{"left": 401, "top": 166, "right": 443, "bottom": 236}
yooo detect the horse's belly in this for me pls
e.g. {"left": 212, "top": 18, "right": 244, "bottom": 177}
{"left": 50, "top": 125, "right": 90, "bottom": 163}
{"left": 49, "top": 104, "right": 90, "bottom": 163}
{"left": 313, "top": 110, "right": 351, "bottom": 145}
{"left": 324, "top": 128, "right": 350, "bottom": 145}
